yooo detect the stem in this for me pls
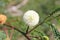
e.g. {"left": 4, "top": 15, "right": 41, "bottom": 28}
{"left": 26, "top": 26, "right": 29, "bottom": 34}
{"left": 27, "top": 8, "right": 60, "bottom": 34}
{"left": 4, "top": 23, "right": 31, "bottom": 40}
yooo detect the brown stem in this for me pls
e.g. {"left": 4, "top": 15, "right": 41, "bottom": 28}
{"left": 4, "top": 23, "right": 31, "bottom": 40}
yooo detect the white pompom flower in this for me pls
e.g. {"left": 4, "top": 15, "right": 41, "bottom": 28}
{"left": 23, "top": 10, "right": 39, "bottom": 27}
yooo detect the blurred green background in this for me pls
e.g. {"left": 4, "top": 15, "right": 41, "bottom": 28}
{"left": 0, "top": 0, "right": 60, "bottom": 40}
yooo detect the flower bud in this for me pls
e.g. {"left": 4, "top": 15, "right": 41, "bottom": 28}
{"left": 43, "top": 36, "right": 49, "bottom": 40}
{"left": 0, "top": 14, "right": 7, "bottom": 24}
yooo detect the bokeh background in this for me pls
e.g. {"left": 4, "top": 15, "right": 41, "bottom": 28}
{"left": 0, "top": 0, "right": 60, "bottom": 40}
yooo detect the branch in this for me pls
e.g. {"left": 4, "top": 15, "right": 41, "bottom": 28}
{"left": 27, "top": 8, "right": 60, "bottom": 34}
{"left": 4, "top": 23, "right": 31, "bottom": 40}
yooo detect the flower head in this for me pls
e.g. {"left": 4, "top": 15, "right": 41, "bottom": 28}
{"left": 0, "top": 14, "right": 7, "bottom": 24}
{"left": 23, "top": 10, "right": 39, "bottom": 27}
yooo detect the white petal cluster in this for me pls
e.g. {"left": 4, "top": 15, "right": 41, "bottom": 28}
{"left": 23, "top": 10, "right": 39, "bottom": 27}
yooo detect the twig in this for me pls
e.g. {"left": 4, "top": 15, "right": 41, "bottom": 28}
{"left": 26, "top": 26, "right": 29, "bottom": 34}
{"left": 27, "top": 8, "right": 60, "bottom": 34}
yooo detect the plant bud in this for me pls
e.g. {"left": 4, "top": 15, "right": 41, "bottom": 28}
{"left": 0, "top": 14, "right": 7, "bottom": 24}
